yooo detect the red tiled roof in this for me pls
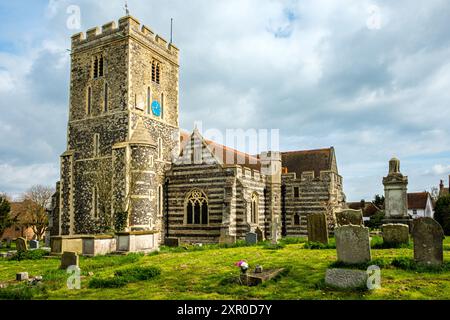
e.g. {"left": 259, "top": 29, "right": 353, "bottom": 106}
{"left": 179, "top": 131, "right": 261, "bottom": 170}
{"left": 281, "top": 148, "right": 333, "bottom": 178}
{"left": 407, "top": 192, "right": 429, "bottom": 210}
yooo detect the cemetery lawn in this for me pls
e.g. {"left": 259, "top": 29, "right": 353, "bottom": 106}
{"left": 0, "top": 237, "right": 450, "bottom": 300}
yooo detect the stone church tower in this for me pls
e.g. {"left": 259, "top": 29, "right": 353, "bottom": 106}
{"left": 57, "top": 16, "right": 180, "bottom": 235}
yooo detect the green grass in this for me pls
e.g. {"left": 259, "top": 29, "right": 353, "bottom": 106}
{"left": 0, "top": 237, "right": 449, "bottom": 300}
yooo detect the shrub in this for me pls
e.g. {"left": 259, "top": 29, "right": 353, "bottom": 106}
{"left": 0, "top": 283, "right": 45, "bottom": 300}
{"left": 8, "top": 249, "right": 48, "bottom": 261}
{"left": 434, "top": 195, "right": 450, "bottom": 235}
{"left": 391, "top": 257, "right": 450, "bottom": 273}
{"left": 365, "top": 210, "right": 385, "bottom": 230}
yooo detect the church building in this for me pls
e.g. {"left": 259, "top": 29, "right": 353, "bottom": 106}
{"left": 50, "top": 15, "right": 346, "bottom": 245}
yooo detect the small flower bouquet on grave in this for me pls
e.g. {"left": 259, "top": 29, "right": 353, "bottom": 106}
{"left": 235, "top": 260, "right": 249, "bottom": 274}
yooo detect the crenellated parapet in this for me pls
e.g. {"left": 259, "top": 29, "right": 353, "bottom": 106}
{"left": 225, "top": 165, "right": 266, "bottom": 183}
{"left": 71, "top": 15, "right": 179, "bottom": 63}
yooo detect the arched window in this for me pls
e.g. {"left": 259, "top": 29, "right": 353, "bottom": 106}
{"left": 147, "top": 87, "right": 151, "bottom": 114}
{"left": 157, "top": 137, "right": 163, "bottom": 160}
{"left": 251, "top": 193, "right": 259, "bottom": 224}
{"left": 293, "top": 213, "right": 300, "bottom": 226}
{"left": 185, "top": 189, "right": 208, "bottom": 225}
{"left": 92, "top": 186, "right": 99, "bottom": 218}
{"left": 93, "top": 133, "right": 100, "bottom": 157}
{"left": 157, "top": 184, "right": 163, "bottom": 217}
{"left": 161, "top": 92, "right": 164, "bottom": 119}
{"left": 87, "top": 86, "right": 92, "bottom": 115}
{"left": 104, "top": 83, "right": 108, "bottom": 112}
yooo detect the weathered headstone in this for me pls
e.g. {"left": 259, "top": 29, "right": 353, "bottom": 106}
{"left": 382, "top": 224, "right": 409, "bottom": 247}
{"left": 245, "top": 232, "right": 258, "bottom": 245}
{"left": 255, "top": 227, "right": 264, "bottom": 242}
{"left": 60, "top": 251, "right": 79, "bottom": 270}
{"left": 336, "top": 209, "right": 363, "bottom": 226}
{"left": 16, "top": 272, "right": 29, "bottom": 281}
{"left": 335, "top": 225, "right": 371, "bottom": 264}
{"left": 325, "top": 268, "right": 368, "bottom": 289}
{"left": 16, "top": 237, "right": 28, "bottom": 252}
{"left": 6, "top": 238, "right": 11, "bottom": 248}
{"left": 411, "top": 217, "right": 444, "bottom": 266}
{"left": 164, "top": 238, "right": 180, "bottom": 247}
{"left": 29, "top": 240, "right": 40, "bottom": 249}
{"left": 307, "top": 212, "right": 329, "bottom": 244}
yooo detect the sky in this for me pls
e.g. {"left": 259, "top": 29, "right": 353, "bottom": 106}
{"left": 0, "top": 0, "right": 449, "bottom": 201}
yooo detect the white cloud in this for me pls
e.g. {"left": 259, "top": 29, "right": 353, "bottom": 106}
{"left": 431, "top": 164, "right": 450, "bottom": 175}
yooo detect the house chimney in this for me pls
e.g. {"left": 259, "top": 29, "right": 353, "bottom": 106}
{"left": 440, "top": 179, "right": 444, "bottom": 192}
{"left": 360, "top": 199, "right": 365, "bottom": 210}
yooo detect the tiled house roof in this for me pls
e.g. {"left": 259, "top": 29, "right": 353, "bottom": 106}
{"left": 347, "top": 201, "right": 380, "bottom": 217}
{"left": 407, "top": 192, "right": 430, "bottom": 210}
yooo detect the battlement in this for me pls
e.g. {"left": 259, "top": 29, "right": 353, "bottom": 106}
{"left": 71, "top": 15, "right": 179, "bottom": 58}
{"left": 226, "top": 165, "right": 266, "bottom": 183}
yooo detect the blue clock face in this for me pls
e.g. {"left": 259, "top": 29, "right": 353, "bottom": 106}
{"left": 151, "top": 100, "right": 161, "bottom": 117}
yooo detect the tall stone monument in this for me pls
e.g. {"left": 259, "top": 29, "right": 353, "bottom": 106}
{"left": 382, "top": 157, "right": 412, "bottom": 226}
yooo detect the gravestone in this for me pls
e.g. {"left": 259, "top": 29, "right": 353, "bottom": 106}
{"left": 16, "top": 272, "right": 29, "bottom": 281}
{"left": 60, "top": 251, "right": 79, "bottom": 270}
{"left": 307, "top": 212, "right": 329, "bottom": 244}
{"left": 255, "top": 228, "right": 264, "bottom": 242}
{"left": 335, "top": 209, "right": 363, "bottom": 226}
{"left": 382, "top": 224, "right": 409, "bottom": 246}
{"left": 164, "top": 238, "right": 180, "bottom": 247}
{"left": 335, "top": 225, "right": 371, "bottom": 264}
{"left": 245, "top": 232, "right": 258, "bottom": 245}
{"left": 29, "top": 240, "right": 40, "bottom": 249}
{"left": 325, "top": 268, "right": 368, "bottom": 289}
{"left": 411, "top": 217, "right": 444, "bottom": 266}
{"left": 6, "top": 238, "right": 11, "bottom": 248}
{"left": 16, "top": 237, "right": 28, "bottom": 252}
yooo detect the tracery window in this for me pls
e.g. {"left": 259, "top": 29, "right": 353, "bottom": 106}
{"left": 251, "top": 193, "right": 259, "bottom": 224}
{"left": 185, "top": 189, "right": 208, "bottom": 225}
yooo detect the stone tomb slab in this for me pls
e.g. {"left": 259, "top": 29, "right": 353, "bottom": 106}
{"left": 307, "top": 212, "right": 329, "bottom": 244}
{"left": 335, "top": 225, "right": 371, "bottom": 264}
{"left": 325, "top": 268, "right": 368, "bottom": 290}
{"left": 239, "top": 268, "right": 285, "bottom": 286}
{"left": 381, "top": 223, "right": 409, "bottom": 246}
{"left": 335, "top": 209, "right": 363, "bottom": 227}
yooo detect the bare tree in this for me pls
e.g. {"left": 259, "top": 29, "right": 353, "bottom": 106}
{"left": 430, "top": 186, "right": 440, "bottom": 201}
{"left": 22, "top": 185, "right": 54, "bottom": 240}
